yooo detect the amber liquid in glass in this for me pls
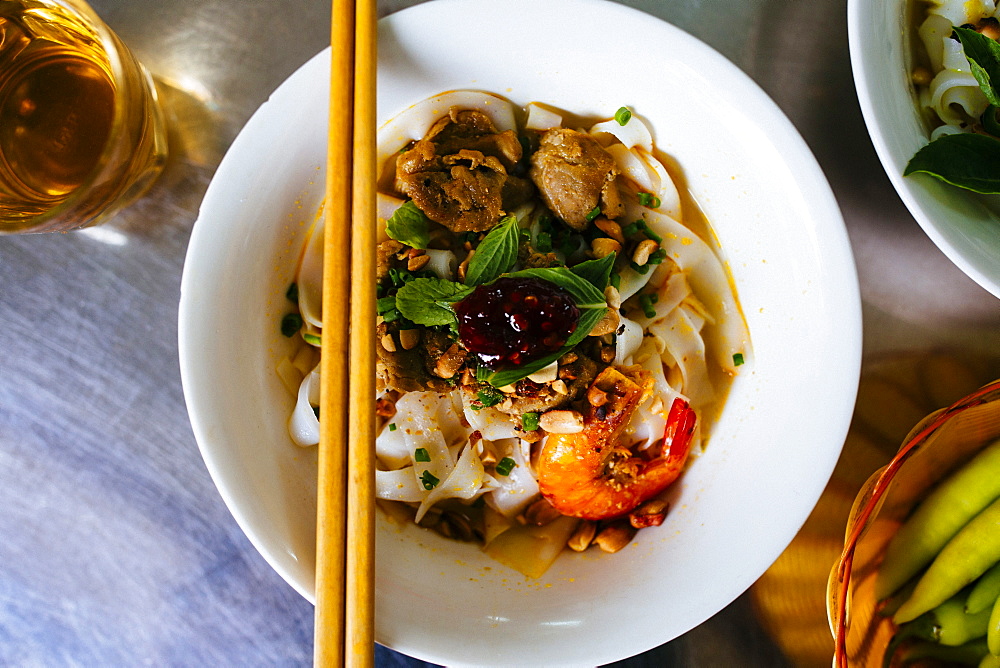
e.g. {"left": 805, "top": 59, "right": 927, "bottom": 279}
{"left": 0, "top": 1, "right": 165, "bottom": 232}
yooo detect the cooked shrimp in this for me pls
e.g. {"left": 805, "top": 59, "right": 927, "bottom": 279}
{"left": 535, "top": 366, "right": 696, "bottom": 521}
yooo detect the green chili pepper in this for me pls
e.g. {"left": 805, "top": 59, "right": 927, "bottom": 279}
{"left": 877, "top": 439, "right": 1000, "bottom": 602}
{"left": 895, "top": 497, "right": 1000, "bottom": 624}
{"left": 989, "top": 589, "right": 1000, "bottom": 656}
{"left": 968, "top": 562, "right": 1000, "bottom": 615}
{"left": 883, "top": 637, "right": 988, "bottom": 668}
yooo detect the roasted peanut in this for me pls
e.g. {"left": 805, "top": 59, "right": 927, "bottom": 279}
{"left": 629, "top": 498, "right": 669, "bottom": 529}
{"left": 568, "top": 521, "right": 598, "bottom": 552}
{"left": 539, "top": 410, "right": 584, "bottom": 434}
{"left": 593, "top": 523, "right": 637, "bottom": 553}
{"left": 522, "top": 497, "right": 562, "bottom": 526}
{"left": 632, "top": 239, "right": 660, "bottom": 266}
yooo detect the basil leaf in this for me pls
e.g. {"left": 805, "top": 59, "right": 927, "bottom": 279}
{"left": 483, "top": 307, "right": 608, "bottom": 387}
{"left": 904, "top": 132, "right": 1000, "bottom": 194}
{"left": 464, "top": 215, "right": 520, "bottom": 286}
{"left": 955, "top": 27, "right": 1000, "bottom": 106}
{"left": 983, "top": 105, "right": 1000, "bottom": 138}
{"left": 386, "top": 201, "right": 431, "bottom": 249}
{"left": 570, "top": 253, "right": 616, "bottom": 291}
{"left": 395, "top": 277, "right": 473, "bottom": 328}
{"left": 505, "top": 267, "right": 607, "bottom": 308}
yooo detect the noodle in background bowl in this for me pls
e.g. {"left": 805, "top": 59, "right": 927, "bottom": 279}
{"left": 178, "top": 0, "right": 861, "bottom": 664}
{"left": 828, "top": 380, "right": 1000, "bottom": 667}
{"left": 849, "top": 0, "right": 1000, "bottom": 298}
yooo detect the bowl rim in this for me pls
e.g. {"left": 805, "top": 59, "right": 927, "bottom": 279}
{"left": 847, "top": 0, "right": 1000, "bottom": 298}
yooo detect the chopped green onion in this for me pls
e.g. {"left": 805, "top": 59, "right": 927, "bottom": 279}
{"left": 585, "top": 206, "right": 601, "bottom": 222}
{"left": 639, "top": 293, "right": 657, "bottom": 318}
{"left": 614, "top": 106, "right": 632, "bottom": 126}
{"left": 647, "top": 248, "right": 667, "bottom": 265}
{"left": 639, "top": 220, "right": 663, "bottom": 243}
{"left": 285, "top": 283, "right": 299, "bottom": 303}
{"left": 535, "top": 231, "right": 553, "bottom": 253}
{"left": 477, "top": 385, "right": 504, "bottom": 408}
{"left": 637, "top": 193, "right": 661, "bottom": 209}
{"left": 629, "top": 261, "right": 651, "bottom": 275}
{"left": 495, "top": 457, "right": 516, "bottom": 476}
{"left": 381, "top": 309, "right": 401, "bottom": 323}
{"left": 388, "top": 423, "right": 397, "bottom": 432}
{"left": 733, "top": 352, "right": 745, "bottom": 367}
{"left": 280, "top": 313, "right": 302, "bottom": 337}
{"left": 622, "top": 221, "right": 641, "bottom": 237}
{"left": 522, "top": 412, "right": 540, "bottom": 432}
{"left": 414, "top": 447, "right": 430, "bottom": 462}
{"left": 419, "top": 470, "right": 440, "bottom": 490}
{"left": 302, "top": 332, "right": 321, "bottom": 346}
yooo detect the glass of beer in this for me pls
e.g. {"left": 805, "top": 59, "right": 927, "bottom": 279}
{"left": 0, "top": 0, "right": 167, "bottom": 234}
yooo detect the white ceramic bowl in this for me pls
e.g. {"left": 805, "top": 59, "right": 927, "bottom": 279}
{"left": 849, "top": 0, "right": 1000, "bottom": 298}
{"left": 179, "top": 0, "right": 861, "bottom": 664}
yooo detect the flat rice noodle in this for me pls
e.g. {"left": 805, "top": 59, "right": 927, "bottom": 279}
{"left": 589, "top": 115, "right": 654, "bottom": 152}
{"left": 464, "top": 403, "right": 518, "bottom": 441}
{"left": 416, "top": 441, "right": 490, "bottom": 521}
{"left": 614, "top": 315, "right": 644, "bottom": 365}
{"left": 376, "top": 468, "right": 426, "bottom": 503}
{"left": 296, "top": 217, "right": 324, "bottom": 329}
{"left": 636, "top": 204, "right": 748, "bottom": 374}
{"left": 636, "top": 147, "right": 682, "bottom": 221}
{"left": 289, "top": 367, "right": 320, "bottom": 446}
{"left": 484, "top": 438, "right": 539, "bottom": 518}
{"left": 648, "top": 305, "right": 715, "bottom": 410}
{"left": 483, "top": 515, "right": 579, "bottom": 579}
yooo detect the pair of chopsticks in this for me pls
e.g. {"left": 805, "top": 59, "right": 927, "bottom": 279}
{"left": 314, "top": 0, "right": 377, "bottom": 665}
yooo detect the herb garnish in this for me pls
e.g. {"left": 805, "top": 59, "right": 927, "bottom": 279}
{"left": 464, "top": 215, "right": 519, "bottom": 285}
{"left": 281, "top": 313, "right": 302, "bottom": 337}
{"left": 495, "top": 457, "right": 516, "bottom": 476}
{"left": 521, "top": 412, "right": 540, "bottom": 432}
{"left": 394, "top": 277, "right": 474, "bottom": 329}
{"left": 414, "top": 447, "right": 430, "bottom": 462}
{"left": 386, "top": 200, "right": 431, "bottom": 249}
{"left": 615, "top": 106, "right": 632, "bottom": 126}
{"left": 419, "top": 470, "right": 440, "bottom": 490}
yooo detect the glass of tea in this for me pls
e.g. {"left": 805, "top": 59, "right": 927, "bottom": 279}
{"left": 0, "top": 0, "right": 167, "bottom": 234}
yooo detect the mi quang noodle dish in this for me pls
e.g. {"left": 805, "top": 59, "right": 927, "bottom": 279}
{"left": 277, "top": 91, "right": 750, "bottom": 578}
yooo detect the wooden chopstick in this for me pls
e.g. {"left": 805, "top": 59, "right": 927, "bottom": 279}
{"left": 346, "top": 0, "right": 377, "bottom": 662}
{"left": 314, "top": 0, "right": 376, "bottom": 665}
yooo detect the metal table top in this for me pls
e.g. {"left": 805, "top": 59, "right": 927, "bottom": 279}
{"left": 3, "top": 0, "right": 1000, "bottom": 665}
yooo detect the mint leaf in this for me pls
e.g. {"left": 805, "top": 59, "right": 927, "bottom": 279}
{"left": 954, "top": 27, "right": 1000, "bottom": 107}
{"left": 570, "top": 253, "right": 616, "bottom": 291}
{"left": 506, "top": 267, "right": 607, "bottom": 308}
{"left": 386, "top": 201, "right": 431, "bottom": 249}
{"left": 904, "top": 132, "right": 1000, "bottom": 194}
{"left": 394, "top": 277, "right": 473, "bottom": 328}
{"left": 464, "top": 215, "right": 519, "bottom": 285}
{"left": 484, "top": 306, "right": 607, "bottom": 387}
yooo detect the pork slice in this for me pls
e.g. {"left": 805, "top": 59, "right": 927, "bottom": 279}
{"left": 529, "top": 128, "right": 624, "bottom": 230}
{"left": 394, "top": 108, "right": 532, "bottom": 233}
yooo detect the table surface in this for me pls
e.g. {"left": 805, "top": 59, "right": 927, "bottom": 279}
{"left": 4, "top": 0, "right": 1000, "bottom": 666}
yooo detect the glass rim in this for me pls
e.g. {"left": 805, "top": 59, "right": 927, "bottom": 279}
{"left": 2, "top": 0, "right": 155, "bottom": 233}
